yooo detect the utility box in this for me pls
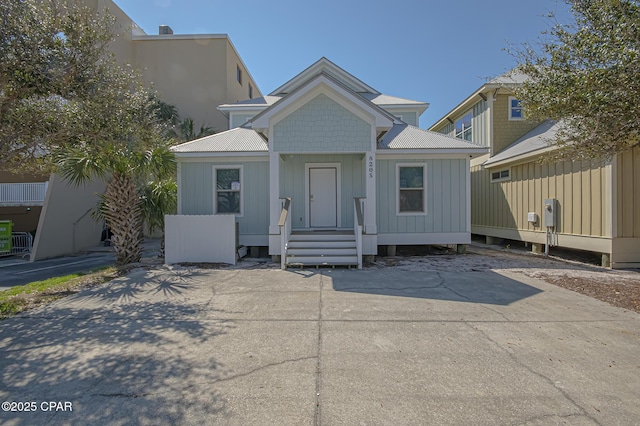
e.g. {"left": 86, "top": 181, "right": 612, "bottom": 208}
{"left": 527, "top": 212, "right": 538, "bottom": 224}
{"left": 0, "top": 220, "right": 12, "bottom": 253}
{"left": 543, "top": 199, "right": 557, "bottom": 227}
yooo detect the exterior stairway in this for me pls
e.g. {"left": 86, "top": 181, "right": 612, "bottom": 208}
{"left": 285, "top": 230, "right": 358, "bottom": 268}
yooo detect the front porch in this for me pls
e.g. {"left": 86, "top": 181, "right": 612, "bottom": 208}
{"left": 277, "top": 196, "right": 366, "bottom": 270}
{"left": 268, "top": 151, "right": 377, "bottom": 269}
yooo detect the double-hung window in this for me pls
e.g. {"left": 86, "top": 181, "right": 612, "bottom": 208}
{"left": 455, "top": 112, "right": 472, "bottom": 141}
{"left": 397, "top": 164, "right": 427, "bottom": 215}
{"left": 509, "top": 97, "right": 524, "bottom": 120}
{"left": 214, "top": 166, "right": 242, "bottom": 215}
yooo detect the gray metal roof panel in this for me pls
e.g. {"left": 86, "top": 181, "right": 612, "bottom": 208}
{"left": 379, "top": 124, "right": 486, "bottom": 150}
{"left": 484, "top": 120, "right": 559, "bottom": 166}
{"left": 171, "top": 128, "right": 268, "bottom": 153}
{"left": 218, "top": 95, "right": 282, "bottom": 108}
{"left": 488, "top": 71, "right": 529, "bottom": 85}
{"left": 360, "top": 93, "right": 427, "bottom": 106}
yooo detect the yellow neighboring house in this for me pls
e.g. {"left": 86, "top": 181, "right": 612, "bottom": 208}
{"left": 1, "top": 0, "right": 262, "bottom": 260}
{"left": 430, "top": 74, "right": 640, "bottom": 269}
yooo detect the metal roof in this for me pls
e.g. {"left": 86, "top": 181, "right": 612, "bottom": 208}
{"left": 429, "top": 70, "right": 530, "bottom": 131}
{"left": 171, "top": 128, "right": 267, "bottom": 153}
{"left": 220, "top": 92, "right": 427, "bottom": 110}
{"left": 218, "top": 95, "right": 282, "bottom": 109}
{"left": 484, "top": 120, "right": 559, "bottom": 167}
{"left": 488, "top": 71, "right": 529, "bottom": 85}
{"left": 360, "top": 93, "right": 428, "bottom": 106}
{"left": 379, "top": 124, "right": 488, "bottom": 151}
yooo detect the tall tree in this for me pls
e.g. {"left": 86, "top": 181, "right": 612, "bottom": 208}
{"left": 1, "top": 0, "right": 178, "bottom": 265}
{"left": 513, "top": 0, "right": 640, "bottom": 160}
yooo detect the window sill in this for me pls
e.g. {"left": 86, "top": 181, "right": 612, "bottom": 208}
{"left": 396, "top": 212, "right": 428, "bottom": 217}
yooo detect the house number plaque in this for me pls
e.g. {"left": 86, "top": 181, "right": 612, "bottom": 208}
{"left": 368, "top": 155, "right": 374, "bottom": 179}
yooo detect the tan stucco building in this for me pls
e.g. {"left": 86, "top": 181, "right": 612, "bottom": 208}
{"left": 87, "top": 0, "right": 262, "bottom": 132}
{"left": 1, "top": 0, "right": 262, "bottom": 260}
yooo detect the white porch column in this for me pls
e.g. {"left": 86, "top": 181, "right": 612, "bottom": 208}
{"left": 268, "top": 152, "right": 281, "bottom": 255}
{"left": 363, "top": 151, "right": 377, "bottom": 254}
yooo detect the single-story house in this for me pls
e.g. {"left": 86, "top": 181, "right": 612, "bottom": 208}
{"left": 169, "top": 58, "right": 487, "bottom": 268}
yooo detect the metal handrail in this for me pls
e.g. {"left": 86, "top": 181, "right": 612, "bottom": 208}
{"left": 279, "top": 197, "right": 292, "bottom": 269}
{"left": 353, "top": 197, "right": 364, "bottom": 269}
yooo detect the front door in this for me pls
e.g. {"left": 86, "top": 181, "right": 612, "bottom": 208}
{"left": 309, "top": 167, "right": 337, "bottom": 227}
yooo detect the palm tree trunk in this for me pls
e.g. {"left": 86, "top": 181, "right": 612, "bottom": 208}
{"left": 103, "top": 173, "right": 143, "bottom": 265}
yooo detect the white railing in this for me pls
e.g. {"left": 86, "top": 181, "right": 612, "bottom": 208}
{"left": 353, "top": 197, "right": 364, "bottom": 269}
{"left": 278, "top": 197, "right": 292, "bottom": 270}
{"left": 0, "top": 182, "right": 48, "bottom": 206}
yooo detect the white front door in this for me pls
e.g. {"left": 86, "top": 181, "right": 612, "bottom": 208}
{"left": 309, "top": 167, "right": 337, "bottom": 227}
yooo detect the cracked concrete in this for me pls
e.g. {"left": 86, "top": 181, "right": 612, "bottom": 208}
{"left": 1, "top": 264, "right": 639, "bottom": 425}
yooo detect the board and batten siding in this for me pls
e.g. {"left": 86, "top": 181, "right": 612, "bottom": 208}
{"left": 616, "top": 145, "right": 640, "bottom": 238}
{"left": 471, "top": 100, "right": 489, "bottom": 148}
{"left": 376, "top": 158, "right": 467, "bottom": 234}
{"left": 180, "top": 160, "right": 269, "bottom": 236}
{"left": 391, "top": 111, "right": 418, "bottom": 127}
{"left": 230, "top": 113, "right": 255, "bottom": 129}
{"left": 272, "top": 94, "right": 371, "bottom": 152}
{"left": 432, "top": 100, "right": 488, "bottom": 148}
{"left": 472, "top": 159, "right": 608, "bottom": 237}
{"left": 279, "top": 154, "right": 364, "bottom": 229}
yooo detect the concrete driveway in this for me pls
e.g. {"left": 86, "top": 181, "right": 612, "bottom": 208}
{"left": 1, "top": 264, "right": 639, "bottom": 425}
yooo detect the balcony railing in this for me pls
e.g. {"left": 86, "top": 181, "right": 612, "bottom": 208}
{"left": 0, "top": 182, "right": 48, "bottom": 206}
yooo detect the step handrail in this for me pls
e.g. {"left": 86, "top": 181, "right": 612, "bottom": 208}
{"left": 353, "top": 197, "right": 364, "bottom": 269}
{"left": 279, "top": 197, "right": 292, "bottom": 270}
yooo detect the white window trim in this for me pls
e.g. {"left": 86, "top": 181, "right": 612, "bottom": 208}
{"left": 490, "top": 168, "right": 511, "bottom": 183}
{"left": 213, "top": 165, "right": 244, "bottom": 216}
{"left": 454, "top": 111, "right": 473, "bottom": 141}
{"left": 396, "top": 163, "right": 428, "bottom": 216}
{"left": 508, "top": 96, "right": 524, "bottom": 121}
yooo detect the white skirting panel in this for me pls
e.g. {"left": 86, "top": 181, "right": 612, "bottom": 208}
{"left": 377, "top": 232, "right": 470, "bottom": 245}
{"left": 165, "top": 215, "right": 237, "bottom": 265}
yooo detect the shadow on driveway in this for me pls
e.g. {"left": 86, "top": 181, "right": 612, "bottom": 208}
{"left": 327, "top": 269, "right": 543, "bottom": 305}
{"left": 0, "top": 268, "right": 233, "bottom": 425}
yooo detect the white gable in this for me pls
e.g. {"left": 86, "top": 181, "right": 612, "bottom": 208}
{"left": 251, "top": 73, "right": 395, "bottom": 131}
{"left": 269, "top": 57, "right": 379, "bottom": 96}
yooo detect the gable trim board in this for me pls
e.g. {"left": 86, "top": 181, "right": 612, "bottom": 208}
{"left": 171, "top": 58, "right": 488, "bottom": 266}
{"left": 270, "top": 57, "right": 379, "bottom": 97}
{"left": 251, "top": 72, "right": 396, "bottom": 132}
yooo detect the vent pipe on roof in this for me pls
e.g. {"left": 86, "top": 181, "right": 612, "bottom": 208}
{"left": 159, "top": 25, "right": 173, "bottom": 35}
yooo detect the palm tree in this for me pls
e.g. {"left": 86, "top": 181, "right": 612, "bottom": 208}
{"left": 140, "top": 177, "right": 177, "bottom": 257}
{"left": 179, "top": 117, "right": 216, "bottom": 141}
{"left": 58, "top": 145, "right": 176, "bottom": 265}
